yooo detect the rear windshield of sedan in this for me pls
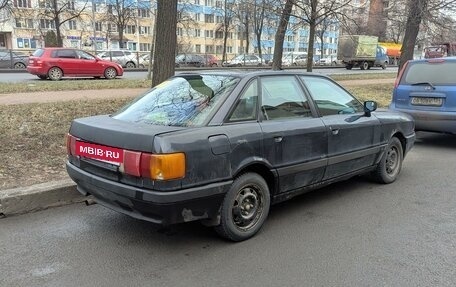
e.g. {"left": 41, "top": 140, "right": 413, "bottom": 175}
{"left": 113, "top": 75, "right": 239, "bottom": 127}
{"left": 32, "top": 49, "right": 44, "bottom": 57}
{"left": 401, "top": 61, "right": 456, "bottom": 85}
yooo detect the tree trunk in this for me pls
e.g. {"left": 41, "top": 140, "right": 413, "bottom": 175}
{"left": 245, "top": 13, "right": 250, "bottom": 54}
{"left": 152, "top": 0, "right": 177, "bottom": 87}
{"left": 272, "top": 0, "right": 293, "bottom": 70}
{"left": 53, "top": 0, "right": 63, "bottom": 47}
{"left": 222, "top": 0, "right": 229, "bottom": 62}
{"left": 367, "top": 0, "right": 386, "bottom": 41}
{"left": 118, "top": 24, "right": 124, "bottom": 49}
{"left": 399, "top": 0, "right": 428, "bottom": 72}
{"left": 306, "top": 0, "right": 317, "bottom": 72}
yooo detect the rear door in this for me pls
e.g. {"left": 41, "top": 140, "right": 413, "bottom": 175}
{"left": 53, "top": 49, "right": 79, "bottom": 74}
{"left": 0, "top": 51, "right": 9, "bottom": 68}
{"left": 300, "top": 76, "right": 381, "bottom": 180}
{"left": 258, "top": 75, "right": 327, "bottom": 193}
{"left": 394, "top": 59, "right": 456, "bottom": 113}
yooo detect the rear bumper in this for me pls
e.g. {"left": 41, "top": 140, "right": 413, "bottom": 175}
{"left": 66, "top": 161, "right": 231, "bottom": 225}
{"left": 389, "top": 106, "right": 456, "bottom": 134}
{"left": 26, "top": 66, "right": 47, "bottom": 76}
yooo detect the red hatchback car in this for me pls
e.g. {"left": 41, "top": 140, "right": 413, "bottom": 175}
{"left": 27, "top": 48, "right": 124, "bottom": 80}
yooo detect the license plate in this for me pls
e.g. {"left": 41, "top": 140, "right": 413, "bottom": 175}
{"left": 411, "top": 97, "right": 443, "bottom": 106}
{"left": 75, "top": 141, "right": 124, "bottom": 164}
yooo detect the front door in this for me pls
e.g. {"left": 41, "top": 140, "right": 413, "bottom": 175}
{"left": 300, "top": 76, "right": 381, "bottom": 180}
{"left": 258, "top": 75, "right": 327, "bottom": 193}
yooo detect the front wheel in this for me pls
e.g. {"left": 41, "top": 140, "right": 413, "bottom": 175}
{"left": 125, "top": 61, "right": 136, "bottom": 69}
{"left": 382, "top": 62, "right": 387, "bottom": 69}
{"left": 214, "top": 173, "right": 270, "bottom": 241}
{"left": 14, "top": 62, "right": 26, "bottom": 69}
{"left": 371, "top": 137, "right": 403, "bottom": 184}
{"left": 104, "top": 67, "right": 117, "bottom": 79}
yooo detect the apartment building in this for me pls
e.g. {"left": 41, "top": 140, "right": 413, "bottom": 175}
{"left": 0, "top": 0, "right": 340, "bottom": 60}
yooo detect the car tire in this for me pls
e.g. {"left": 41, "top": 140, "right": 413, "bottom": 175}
{"left": 37, "top": 75, "right": 47, "bottom": 80}
{"left": 371, "top": 137, "right": 403, "bottom": 184}
{"left": 14, "top": 62, "right": 26, "bottom": 69}
{"left": 382, "top": 62, "right": 387, "bottom": 69}
{"left": 214, "top": 172, "right": 270, "bottom": 242}
{"left": 48, "top": 67, "right": 63, "bottom": 81}
{"left": 211, "top": 63, "right": 217, "bottom": 67}
{"left": 126, "top": 61, "right": 136, "bottom": 69}
{"left": 360, "top": 61, "right": 369, "bottom": 70}
{"left": 346, "top": 65, "right": 353, "bottom": 70}
{"left": 104, "top": 67, "right": 117, "bottom": 79}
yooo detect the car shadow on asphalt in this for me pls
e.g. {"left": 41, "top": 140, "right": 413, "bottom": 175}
{"left": 415, "top": 131, "right": 456, "bottom": 149}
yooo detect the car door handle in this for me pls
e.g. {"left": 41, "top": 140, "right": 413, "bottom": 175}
{"left": 330, "top": 128, "right": 339, "bottom": 135}
{"left": 274, "top": 136, "right": 283, "bottom": 143}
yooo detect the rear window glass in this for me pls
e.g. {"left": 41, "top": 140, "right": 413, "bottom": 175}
{"left": 32, "top": 49, "right": 44, "bottom": 57}
{"left": 113, "top": 75, "right": 239, "bottom": 127}
{"left": 401, "top": 61, "right": 456, "bottom": 85}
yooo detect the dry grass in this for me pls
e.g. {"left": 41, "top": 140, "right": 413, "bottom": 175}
{"left": 0, "top": 79, "right": 151, "bottom": 94}
{"left": 330, "top": 72, "right": 396, "bottom": 81}
{"left": 0, "top": 97, "right": 133, "bottom": 190}
{"left": 0, "top": 82, "right": 393, "bottom": 190}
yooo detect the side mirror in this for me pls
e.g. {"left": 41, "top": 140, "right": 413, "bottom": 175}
{"left": 364, "top": 101, "right": 377, "bottom": 117}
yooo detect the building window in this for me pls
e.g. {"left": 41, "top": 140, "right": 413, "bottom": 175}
{"left": 195, "top": 44, "right": 201, "bottom": 53}
{"left": 107, "top": 24, "right": 117, "bottom": 32}
{"left": 139, "top": 26, "right": 150, "bottom": 35}
{"left": 125, "top": 25, "right": 136, "bottom": 34}
{"left": 205, "top": 30, "right": 214, "bottom": 38}
{"left": 286, "top": 35, "right": 293, "bottom": 41}
{"left": 194, "top": 29, "right": 201, "bottom": 37}
{"left": 215, "top": 0, "right": 222, "bottom": 8}
{"left": 177, "top": 27, "right": 183, "bottom": 36}
{"left": 15, "top": 0, "right": 31, "bottom": 8}
{"left": 226, "top": 46, "right": 232, "bottom": 53}
{"left": 68, "top": 20, "right": 77, "bottom": 30}
{"left": 194, "top": 13, "right": 201, "bottom": 21}
{"left": 205, "top": 0, "right": 213, "bottom": 6}
{"left": 67, "top": 1, "right": 75, "bottom": 10}
{"left": 95, "top": 22, "right": 102, "bottom": 31}
{"left": 204, "top": 14, "right": 214, "bottom": 23}
{"left": 215, "top": 31, "right": 223, "bottom": 39}
{"left": 216, "top": 15, "right": 223, "bottom": 23}
{"left": 140, "top": 43, "right": 151, "bottom": 51}
{"left": 205, "top": 45, "right": 214, "bottom": 53}
{"left": 138, "top": 8, "right": 150, "bottom": 18}
{"left": 38, "top": 0, "right": 52, "bottom": 8}
{"left": 195, "top": 0, "right": 200, "bottom": 4}
{"left": 15, "top": 18, "right": 34, "bottom": 28}
{"left": 16, "top": 37, "right": 36, "bottom": 48}
{"left": 216, "top": 45, "right": 223, "bottom": 54}
{"left": 39, "top": 19, "right": 55, "bottom": 29}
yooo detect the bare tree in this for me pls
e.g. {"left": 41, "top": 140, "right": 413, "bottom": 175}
{"left": 366, "top": 0, "right": 387, "bottom": 40}
{"left": 233, "top": 0, "right": 251, "bottom": 54}
{"left": 37, "top": 0, "right": 88, "bottom": 47}
{"left": 293, "top": 0, "right": 353, "bottom": 72}
{"left": 105, "top": 0, "right": 138, "bottom": 49}
{"left": 272, "top": 0, "right": 293, "bottom": 70}
{"left": 220, "top": 0, "right": 234, "bottom": 62}
{"left": 0, "top": 0, "right": 11, "bottom": 11}
{"left": 152, "top": 0, "right": 177, "bottom": 87}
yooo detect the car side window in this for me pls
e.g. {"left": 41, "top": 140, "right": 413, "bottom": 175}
{"left": 56, "top": 49, "right": 77, "bottom": 59}
{"left": 260, "top": 76, "right": 312, "bottom": 120}
{"left": 112, "top": 51, "right": 123, "bottom": 57}
{"left": 76, "top": 50, "right": 95, "bottom": 60}
{"left": 301, "top": 76, "right": 364, "bottom": 116}
{"left": 228, "top": 79, "right": 258, "bottom": 122}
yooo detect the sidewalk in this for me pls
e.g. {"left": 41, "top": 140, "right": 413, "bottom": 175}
{"left": 0, "top": 77, "right": 395, "bottom": 217}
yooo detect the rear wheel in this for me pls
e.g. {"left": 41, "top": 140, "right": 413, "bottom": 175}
{"left": 382, "top": 62, "right": 387, "bottom": 69}
{"left": 48, "top": 67, "right": 63, "bottom": 81}
{"left": 214, "top": 173, "right": 270, "bottom": 241}
{"left": 125, "top": 61, "right": 136, "bottom": 69}
{"left": 371, "top": 137, "right": 403, "bottom": 184}
{"left": 346, "top": 65, "right": 353, "bottom": 70}
{"left": 360, "top": 61, "right": 369, "bottom": 70}
{"left": 14, "top": 62, "right": 26, "bottom": 69}
{"left": 104, "top": 67, "right": 117, "bottom": 79}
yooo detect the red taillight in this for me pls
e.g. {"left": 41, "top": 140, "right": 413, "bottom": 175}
{"left": 122, "top": 150, "right": 142, "bottom": 177}
{"left": 394, "top": 61, "right": 409, "bottom": 88}
{"left": 66, "top": 133, "right": 76, "bottom": 155}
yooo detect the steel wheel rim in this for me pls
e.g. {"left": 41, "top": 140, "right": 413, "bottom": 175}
{"left": 126, "top": 62, "right": 135, "bottom": 68}
{"left": 232, "top": 184, "right": 264, "bottom": 231}
{"left": 49, "top": 68, "right": 61, "bottom": 79}
{"left": 15, "top": 63, "right": 25, "bottom": 69}
{"left": 386, "top": 146, "right": 399, "bottom": 175}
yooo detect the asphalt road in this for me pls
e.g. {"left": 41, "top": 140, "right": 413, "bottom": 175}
{"left": 1, "top": 131, "right": 455, "bottom": 287}
{"left": 0, "top": 66, "right": 398, "bottom": 83}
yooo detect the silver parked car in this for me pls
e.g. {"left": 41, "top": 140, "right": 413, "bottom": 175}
{"left": 223, "top": 54, "right": 264, "bottom": 67}
{"left": 97, "top": 50, "right": 139, "bottom": 68}
{"left": 0, "top": 50, "right": 29, "bottom": 69}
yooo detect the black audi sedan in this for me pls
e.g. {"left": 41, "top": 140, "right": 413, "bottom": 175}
{"left": 66, "top": 71, "right": 415, "bottom": 241}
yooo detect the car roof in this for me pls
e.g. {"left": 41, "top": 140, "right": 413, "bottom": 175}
{"left": 176, "top": 70, "right": 329, "bottom": 80}
{"left": 408, "top": 57, "right": 456, "bottom": 63}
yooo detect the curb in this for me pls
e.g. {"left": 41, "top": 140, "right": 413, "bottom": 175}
{"left": 0, "top": 179, "right": 93, "bottom": 217}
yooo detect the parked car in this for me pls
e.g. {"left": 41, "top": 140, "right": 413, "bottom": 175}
{"left": 97, "top": 50, "right": 139, "bottom": 68}
{"left": 316, "top": 54, "right": 339, "bottom": 66}
{"left": 389, "top": 57, "right": 456, "bottom": 134}
{"left": 175, "top": 54, "right": 205, "bottom": 67}
{"left": 222, "top": 54, "right": 263, "bottom": 67}
{"left": 27, "top": 48, "right": 123, "bottom": 80}
{"left": 0, "top": 50, "right": 28, "bottom": 69}
{"left": 138, "top": 53, "right": 153, "bottom": 68}
{"left": 282, "top": 52, "right": 308, "bottom": 66}
{"left": 200, "top": 54, "right": 219, "bottom": 67}
{"left": 66, "top": 71, "right": 415, "bottom": 241}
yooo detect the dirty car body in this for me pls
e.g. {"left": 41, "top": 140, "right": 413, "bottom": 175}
{"left": 66, "top": 71, "right": 415, "bottom": 241}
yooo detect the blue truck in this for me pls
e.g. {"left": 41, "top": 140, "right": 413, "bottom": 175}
{"left": 337, "top": 35, "right": 388, "bottom": 70}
